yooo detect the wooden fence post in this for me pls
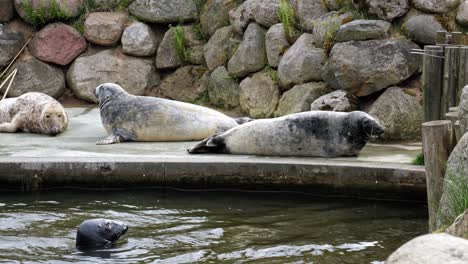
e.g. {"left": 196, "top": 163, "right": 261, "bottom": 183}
{"left": 442, "top": 46, "right": 460, "bottom": 117}
{"left": 422, "top": 45, "right": 445, "bottom": 121}
{"left": 422, "top": 120, "right": 454, "bottom": 232}
{"left": 459, "top": 47, "right": 468, "bottom": 104}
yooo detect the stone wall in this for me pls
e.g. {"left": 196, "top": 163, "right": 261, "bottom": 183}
{"left": 1, "top": 0, "right": 467, "bottom": 141}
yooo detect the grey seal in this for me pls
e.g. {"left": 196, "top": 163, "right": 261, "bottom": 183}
{"left": 0, "top": 92, "right": 68, "bottom": 136}
{"left": 76, "top": 219, "right": 128, "bottom": 250}
{"left": 95, "top": 83, "right": 241, "bottom": 144}
{"left": 188, "top": 111, "right": 384, "bottom": 157}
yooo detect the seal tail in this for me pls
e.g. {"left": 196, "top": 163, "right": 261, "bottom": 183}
{"left": 187, "top": 134, "right": 226, "bottom": 154}
{"left": 234, "top": 117, "right": 255, "bottom": 125}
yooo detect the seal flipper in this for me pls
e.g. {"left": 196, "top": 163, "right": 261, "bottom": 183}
{"left": 187, "top": 134, "right": 227, "bottom": 154}
{"left": 234, "top": 117, "right": 255, "bottom": 125}
{"left": 0, "top": 122, "right": 19, "bottom": 133}
{"left": 96, "top": 134, "right": 122, "bottom": 145}
{"left": 96, "top": 128, "right": 136, "bottom": 145}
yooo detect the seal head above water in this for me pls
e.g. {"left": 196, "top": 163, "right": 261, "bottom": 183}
{"left": 76, "top": 219, "right": 128, "bottom": 250}
{"left": 188, "top": 111, "right": 384, "bottom": 157}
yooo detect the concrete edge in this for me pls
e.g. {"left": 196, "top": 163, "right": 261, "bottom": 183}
{"left": 0, "top": 157, "right": 426, "bottom": 200}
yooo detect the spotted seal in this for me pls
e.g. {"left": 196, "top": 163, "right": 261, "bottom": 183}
{"left": 76, "top": 219, "right": 128, "bottom": 250}
{"left": 0, "top": 92, "right": 68, "bottom": 136}
{"left": 188, "top": 111, "right": 384, "bottom": 157}
{"left": 95, "top": 83, "right": 242, "bottom": 144}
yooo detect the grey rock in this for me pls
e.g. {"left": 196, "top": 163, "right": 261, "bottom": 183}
{"left": 204, "top": 26, "right": 241, "bottom": 71}
{"left": 156, "top": 25, "right": 205, "bottom": 70}
{"left": 322, "top": 39, "right": 420, "bottom": 97}
{"left": 187, "top": 45, "right": 205, "bottom": 65}
{"left": 239, "top": 71, "right": 280, "bottom": 118}
{"left": 84, "top": 12, "right": 128, "bottom": 46}
{"left": 368, "top": 87, "right": 422, "bottom": 141}
{"left": 363, "top": 0, "right": 409, "bottom": 21}
{"left": 274, "top": 82, "right": 331, "bottom": 117}
{"left": 129, "top": 0, "right": 198, "bottom": 23}
{"left": 0, "top": 0, "right": 14, "bottom": 22}
{"left": 228, "top": 0, "right": 280, "bottom": 33}
{"left": 200, "top": 0, "right": 239, "bottom": 36}
{"left": 0, "top": 24, "right": 25, "bottom": 67}
{"left": 228, "top": 23, "right": 267, "bottom": 77}
{"left": 157, "top": 65, "right": 210, "bottom": 103}
{"left": 457, "top": 1, "right": 468, "bottom": 26}
{"left": 291, "top": 0, "right": 328, "bottom": 31}
{"left": 385, "top": 234, "right": 468, "bottom": 264}
{"left": 335, "top": 19, "right": 391, "bottom": 42}
{"left": 323, "top": 0, "right": 341, "bottom": 11}
{"left": 67, "top": 49, "right": 159, "bottom": 103}
{"left": 278, "top": 33, "right": 326, "bottom": 89}
{"left": 121, "top": 22, "right": 159, "bottom": 57}
{"left": 208, "top": 66, "right": 240, "bottom": 108}
{"left": 310, "top": 90, "right": 358, "bottom": 112}
{"left": 459, "top": 85, "right": 468, "bottom": 135}
{"left": 92, "top": 0, "right": 120, "bottom": 10}
{"left": 14, "top": 0, "right": 83, "bottom": 23}
{"left": 265, "top": 23, "right": 290, "bottom": 68}
{"left": 412, "top": 0, "right": 461, "bottom": 13}
{"left": 312, "top": 11, "right": 353, "bottom": 49}
{"left": 4, "top": 54, "right": 65, "bottom": 98}
{"left": 402, "top": 15, "right": 445, "bottom": 45}
{"left": 445, "top": 209, "right": 468, "bottom": 239}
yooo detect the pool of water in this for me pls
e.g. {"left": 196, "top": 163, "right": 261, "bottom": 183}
{"left": 0, "top": 189, "right": 427, "bottom": 263}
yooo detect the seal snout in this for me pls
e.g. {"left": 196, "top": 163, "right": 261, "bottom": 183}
{"left": 369, "top": 121, "right": 385, "bottom": 137}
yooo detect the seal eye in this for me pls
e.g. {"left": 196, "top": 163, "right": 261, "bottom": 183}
{"left": 45, "top": 115, "right": 50, "bottom": 118}
{"left": 58, "top": 114, "right": 62, "bottom": 118}
{"left": 98, "top": 224, "right": 101, "bottom": 229}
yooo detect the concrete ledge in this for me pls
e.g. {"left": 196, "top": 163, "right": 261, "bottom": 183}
{"left": 0, "top": 157, "right": 426, "bottom": 200}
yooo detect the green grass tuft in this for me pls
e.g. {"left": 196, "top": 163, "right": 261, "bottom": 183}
{"left": 173, "top": 25, "right": 189, "bottom": 63}
{"left": 277, "top": 0, "right": 297, "bottom": 44}
{"left": 442, "top": 173, "right": 468, "bottom": 227}
{"left": 264, "top": 66, "right": 280, "bottom": 85}
{"left": 411, "top": 153, "right": 425, "bottom": 165}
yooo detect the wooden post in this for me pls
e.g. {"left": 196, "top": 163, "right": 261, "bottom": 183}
{"left": 449, "top": 106, "right": 460, "bottom": 113}
{"left": 459, "top": 47, "right": 468, "bottom": 104}
{"left": 422, "top": 120, "right": 454, "bottom": 232}
{"left": 455, "top": 120, "right": 462, "bottom": 143}
{"left": 442, "top": 46, "right": 460, "bottom": 117}
{"left": 423, "top": 45, "right": 444, "bottom": 121}
{"left": 436, "top": 31, "right": 448, "bottom": 45}
{"left": 446, "top": 112, "right": 459, "bottom": 144}
{"left": 452, "top": 32, "right": 464, "bottom": 45}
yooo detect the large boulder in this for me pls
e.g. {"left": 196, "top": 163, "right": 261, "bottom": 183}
{"left": 412, "top": 0, "right": 461, "bottom": 13}
{"left": 402, "top": 15, "right": 445, "bottom": 45}
{"left": 200, "top": 0, "right": 239, "bottom": 37}
{"left": 128, "top": 0, "right": 198, "bottom": 23}
{"left": 291, "top": 0, "right": 328, "bottom": 31}
{"left": 368, "top": 87, "right": 422, "bottom": 141}
{"left": 227, "top": 23, "right": 267, "bottom": 77}
{"left": 265, "top": 23, "right": 290, "bottom": 68}
{"left": 385, "top": 234, "right": 468, "bottom": 264}
{"left": 5, "top": 54, "right": 65, "bottom": 98}
{"left": 458, "top": 85, "right": 468, "bottom": 135}
{"left": 457, "top": 1, "right": 468, "bottom": 26}
{"left": 0, "top": 24, "right": 25, "bottom": 67}
{"left": 445, "top": 209, "right": 468, "bottom": 239}
{"left": 204, "top": 26, "right": 242, "bottom": 71}
{"left": 310, "top": 90, "right": 358, "bottom": 112}
{"left": 437, "top": 132, "right": 468, "bottom": 228}
{"left": 156, "top": 25, "right": 205, "bottom": 69}
{"left": 274, "top": 82, "right": 331, "bottom": 117}
{"left": 334, "top": 19, "right": 391, "bottom": 42}
{"left": 67, "top": 49, "right": 159, "bottom": 103}
{"left": 312, "top": 11, "right": 353, "bottom": 49}
{"left": 228, "top": 0, "right": 279, "bottom": 33}
{"left": 0, "top": 0, "right": 14, "bottom": 22}
{"left": 208, "top": 66, "right": 240, "bottom": 109}
{"left": 156, "top": 65, "right": 210, "bottom": 103}
{"left": 14, "top": 0, "right": 83, "bottom": 23}
{"left": 29, "top": 23, "right": 87, "bottom": 66}
{"left": 322, "top": 39, "right": 420, "bottom": 97}
{"left": 278, "top": 33, "right": 326, "bottom": 89}
{"left": 239, "top": 71, "right": 280, "bottom": 118}
{"left": 121, "top": 22, "right": 159, "bottom": 57}
{"left": 84, "top": 12, "right": 127, "bottom": 46}
{"left": 363, "top": 0, "right": 409, "bottom": 21}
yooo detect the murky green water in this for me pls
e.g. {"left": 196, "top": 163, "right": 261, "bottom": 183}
{"left": 0, "top": 189, "right": 427, "bottom": 263}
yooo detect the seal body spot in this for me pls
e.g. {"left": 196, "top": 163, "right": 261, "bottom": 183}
{"left": 188, "top": 111, "right": 384, "bottom": 157}
{"left": 0, "top": 92, "right": 68, "bottom": 136}
{"left": 76, "top": 219, "right": 128, "bottom": 250}
{"left": 95, "top": 83, "right": 240, "bottom": 144}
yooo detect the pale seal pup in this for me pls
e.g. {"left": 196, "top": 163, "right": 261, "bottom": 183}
{"left": 0, "top": 92, "right": 68, "bottom": 136}
{"left": 95, "top": 83, "right": 242, "bottom": 144}
{"left": 188, "top": 111, "right": 384, "bottom": 157}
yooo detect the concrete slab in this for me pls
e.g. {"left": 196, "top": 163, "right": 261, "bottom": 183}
{"left": 0, "top": 107, "right": 426, "bottom": 200}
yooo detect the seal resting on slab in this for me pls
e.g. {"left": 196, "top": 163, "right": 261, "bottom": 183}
{"left": 0, "top": 92, "right": 68, "bottom": 136}
{"left": 95, "top": 83, "right": 249, "bottom": 144}
{"left": 188, "top": 111, "right": 384, "bottom": 157}
{"left": 76, "top": 219, "right": 128, "bottom": 250}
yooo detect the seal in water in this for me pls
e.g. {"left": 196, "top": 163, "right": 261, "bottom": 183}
{"left": 76, "top": 219, "right": 128, "bottom": 250}
{"left": 95, "top": 83, "right": 242, "bottom": 144}
{"left": 188, "top": 111, "right": 384, "bottom": 157}
{"left": 0, "top": 92, "right": 68, "bottom": 136}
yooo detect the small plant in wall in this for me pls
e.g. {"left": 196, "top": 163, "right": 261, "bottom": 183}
{"left": 23, "top": 0, "right": 72, "bottom": 27}
{"left": 173, "top": 25, "right": 189, "bottom": 63}
{"left": 277, "top": 0, "right": 297, "bottom": 44}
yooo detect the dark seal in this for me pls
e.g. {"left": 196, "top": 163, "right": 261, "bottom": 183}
{"left": 76, "top": 219, "right": 128, "bottom": 250}
{"left": 188, "top": 111, "right": 384, "bottom": 157}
